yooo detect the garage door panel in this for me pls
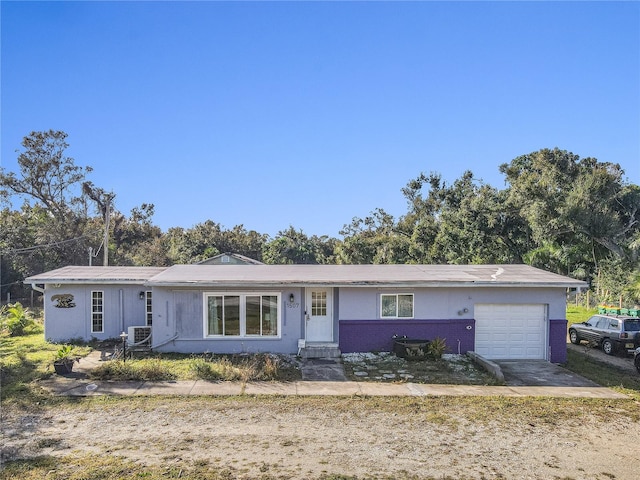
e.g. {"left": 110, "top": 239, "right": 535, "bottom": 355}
{"left": 509, "top": 318, "right": 526, "bottom": 328}
{"left": 475, "top": 304, "right": 547, "bottom": 360}
{"left": 491, "top": 346, "right": 509, "bottom": 357}
{"left": 508, "top": 333, "right": 525, "bottom": 341}
{"left": 475, "top": 347, "right": 490, "bottom": 357}
{"left": 508, "top": 347, "right": 528, "bottom": 357}
{"left": 492, "top": 333, "right": 509, "bottom": 342}
{"left": 525, "top": 347, "right": 543, "bottom": 355}
{"left": 475, "top": 333, "right": 491, "bottom": 342}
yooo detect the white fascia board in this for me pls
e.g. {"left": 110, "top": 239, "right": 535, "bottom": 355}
{"left": 26, "top": 279, "right": 149, "bottom": 285}
{"left": 146, "top": 280, "right": 587, "bottom": 289}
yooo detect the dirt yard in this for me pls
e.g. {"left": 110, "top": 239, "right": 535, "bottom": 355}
{"left": 3, "top": 395, "right": 639, "bottom": 479}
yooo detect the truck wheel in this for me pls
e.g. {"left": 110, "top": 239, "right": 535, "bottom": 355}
{"left": 602, "top": 339, "right": 615, "bottom": 356}
{"left": 569, "top": 330, "right": 580, "bottom": 345}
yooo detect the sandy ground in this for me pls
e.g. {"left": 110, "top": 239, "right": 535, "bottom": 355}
{"left": 3, "top": 396, "right": 639, "bottom": 480}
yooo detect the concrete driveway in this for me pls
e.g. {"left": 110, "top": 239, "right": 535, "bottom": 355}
{"left": 494, "top": 360, "right": 601, "bottom": 387}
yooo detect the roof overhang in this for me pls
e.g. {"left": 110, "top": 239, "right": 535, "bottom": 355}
{"left": 24, "top": 266, "right": 168, "bottom": 285}
{"left": 23, "top": 264, "right": 588, "bottom": 290}
{"left": 145, "top": 264, "right": 588, "bottom": 289}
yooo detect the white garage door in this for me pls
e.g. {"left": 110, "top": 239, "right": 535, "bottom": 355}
{"left": 474, "top": 304, "right": 547, "bottom": 360}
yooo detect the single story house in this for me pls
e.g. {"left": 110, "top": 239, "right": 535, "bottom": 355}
{"left": 25, "top": 264, "right": 587, "bottom": 363}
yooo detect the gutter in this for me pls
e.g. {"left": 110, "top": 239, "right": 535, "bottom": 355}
{"left": 24, "top": 279, "right": 152, "bottom": 285}
{"left": 144, "top": 281, "right": 588, "bottom": 289}
{"left": 27, "top": 283, "right": 45, "bottom": 294}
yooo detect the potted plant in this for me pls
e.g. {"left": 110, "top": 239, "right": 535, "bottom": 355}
{"left": 53, "top": 345, "right": 80, "bottom": 375}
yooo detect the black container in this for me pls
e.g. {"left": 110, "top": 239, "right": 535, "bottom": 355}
{"left": 393, "top": 338, "right": 431, "bottom": 360}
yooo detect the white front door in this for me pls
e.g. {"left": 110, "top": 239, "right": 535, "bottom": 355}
{"left": 305, "top": 288, "right": 333, "bottom": 342}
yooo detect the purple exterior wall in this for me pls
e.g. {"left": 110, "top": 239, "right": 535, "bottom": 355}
{"left": 339, "top": 319, "right": 475, "bottom": 355}
{"left": 548, "top": 319, "right": 568, "bottom": 363}
{"left": 341, "top": 318, "right": 568, "bottom": 362}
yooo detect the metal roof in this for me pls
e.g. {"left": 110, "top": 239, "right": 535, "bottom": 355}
{"left": 25, "top": 266, "right": 168, "bottom": 284}
{"left": 147, "top": 264, "right": 587, "bottom": 288}
{"left": 24, "top": 264, "right": 587, "bottom": 288}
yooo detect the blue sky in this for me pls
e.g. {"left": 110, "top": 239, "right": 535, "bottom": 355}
{"left": 2, "top": 1, "right": 639, "bottom": 238}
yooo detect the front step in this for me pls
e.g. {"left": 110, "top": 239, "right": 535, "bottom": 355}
{"left": 300, "top": 343, "right": 341, "bottom": 359}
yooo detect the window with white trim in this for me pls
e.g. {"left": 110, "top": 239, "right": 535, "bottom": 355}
{"left": 381, "top": 293, "right": 414, "bottom": 318}
{"left": 145, "top": 291, "right": 152, "bottom": 326}
{"left": 311, "top": 291, "right": 327, "bottom": 316}
{"left": 204, "top": 293, "right": 279, "bottom": 337}
{"left": 91, "top": 291, "right": 104, "bottom": 333}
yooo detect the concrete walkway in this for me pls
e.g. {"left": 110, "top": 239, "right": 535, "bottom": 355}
{"left": 39, "top": 376, "right": 628, "bottom": 398}
{"left": 38, "top": 351, "right": 628, "bottom": 399}
{"left": 301, "top": 358, "right": 347, "bottom": 381}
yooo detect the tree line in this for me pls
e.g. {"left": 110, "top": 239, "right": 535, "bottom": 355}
{"left": 1, "top": 130, "right": 639, "bottom": 305}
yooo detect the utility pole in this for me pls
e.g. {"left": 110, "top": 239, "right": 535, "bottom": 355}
{"left": 82, "top": 183, "right": 114, "bottom": 267}
{"left": 103, "top": 195, "right": 112, "bottom": 266}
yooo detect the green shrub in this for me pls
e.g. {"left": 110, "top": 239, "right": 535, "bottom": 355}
{"left": 0, "top": 302, "right": 39, "bottom": 336}
{"left": 427, "top": 337, "right": 447, "bottom": 359}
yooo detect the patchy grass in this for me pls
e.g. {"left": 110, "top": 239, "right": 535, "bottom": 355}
{"left": 4, "top": 396, "right": 636, "bottom": 480}
{"left": 564, "top": 348, "right": 640, "bottom": 401}
{"left": 90, "top": 352, "right": 301, "bottom": 382}
{"left": 3, "top": 306, "right": 638, "bottom": 479}
{"left": 8, "top": 393, "right": 640, "bottom": 429}
{"left": 1, "top": 327, "right": 300, "bottom": 395}
{"left": 0, "top": 328, "right": 91, "bottom": 406}
{"left": 0, "top": 452, "right": 430, "bottom": 480}
{"left": 0, "top": 454, "right": 264, "bottom": 480}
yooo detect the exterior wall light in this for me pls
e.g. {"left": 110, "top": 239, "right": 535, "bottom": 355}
{"left": 139, "top": 291, "right": 145, "bottom": 300}
{"left": 289, "top": 293, "right": 295, "bottom": 303}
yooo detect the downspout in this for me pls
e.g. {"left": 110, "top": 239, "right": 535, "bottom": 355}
{"left": 119, "top": 289, "right": 124, "bottom": 333}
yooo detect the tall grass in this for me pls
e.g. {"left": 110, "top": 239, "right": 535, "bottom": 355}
{"left": 90, "top": 352, "right": 290, "bottom": 382}
{"left": 90, "top": 358, "right": 177, "bottom": 381}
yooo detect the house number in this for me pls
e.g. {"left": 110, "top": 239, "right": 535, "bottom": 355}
{"left": 286, "top": 302, "right": 300, "bottom": 309}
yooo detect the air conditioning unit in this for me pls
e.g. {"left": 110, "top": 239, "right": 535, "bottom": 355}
{"left": 127, "top": 326, "right": 152, "bottom": 346}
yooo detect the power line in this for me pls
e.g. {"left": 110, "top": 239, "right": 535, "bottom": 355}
{"left": 0, "top": 235, "right": 88, "bottom": 255}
